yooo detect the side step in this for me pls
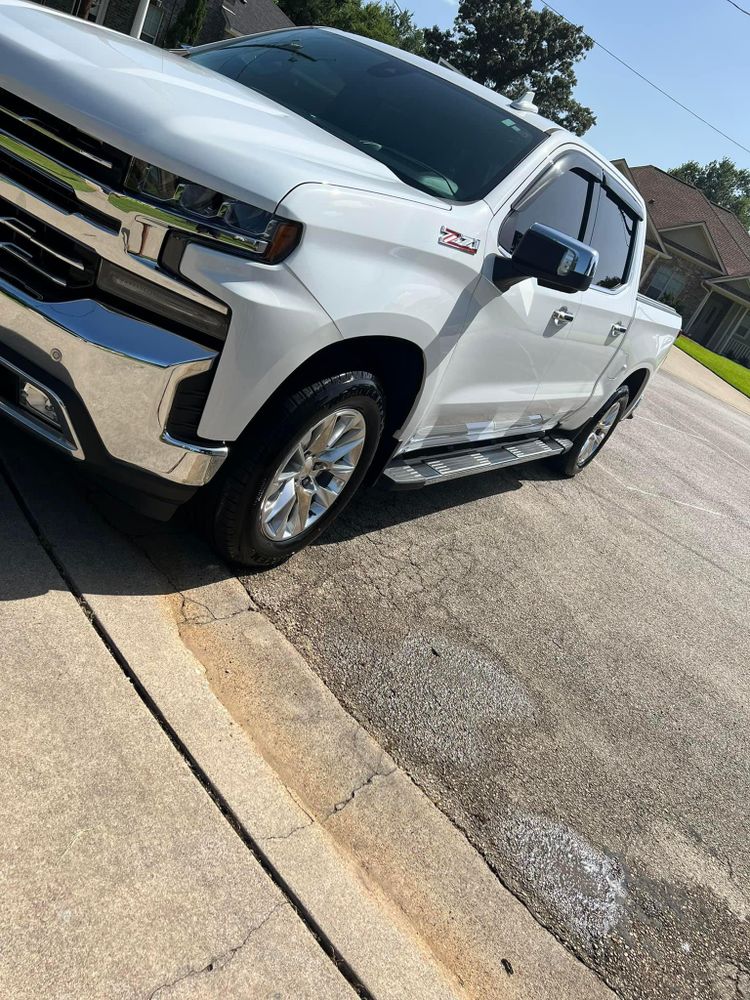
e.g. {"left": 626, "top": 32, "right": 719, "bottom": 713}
{"left": 383, "top": 435, "right": 573, "bottom": 488}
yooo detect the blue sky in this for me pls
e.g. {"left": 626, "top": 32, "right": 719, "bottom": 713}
{"left": 405, "top": 0, "right": 750, "bottom": 172}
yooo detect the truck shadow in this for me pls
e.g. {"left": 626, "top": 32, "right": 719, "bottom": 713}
{"left": 0, "top": 424, "right": 566, "bottom": 601}
{"left": 313, "top": 467, "right": 551, "bottom": 547}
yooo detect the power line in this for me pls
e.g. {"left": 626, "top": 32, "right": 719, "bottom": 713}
{"left": 538, "top": 0, "right": 750, "bottom": 157}
{"left": 724, "top": 0, "right": 750, "bottom": 15}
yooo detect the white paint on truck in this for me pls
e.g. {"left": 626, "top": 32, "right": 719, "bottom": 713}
{"left": 0, "top": 2, "right": 681, "bottom": 565}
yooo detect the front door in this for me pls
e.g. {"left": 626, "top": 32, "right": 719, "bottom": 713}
{"left": 417, "top": 156, "right": 597, "bottom": 449}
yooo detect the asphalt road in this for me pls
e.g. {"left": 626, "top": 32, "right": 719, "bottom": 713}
{"left": 242, "top": 370, "right": 750, "bottom": 1000}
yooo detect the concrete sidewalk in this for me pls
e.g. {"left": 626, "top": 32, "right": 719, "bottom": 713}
{"left": 0, "top": 475, "right": 356, "bottom": 999}
{"left": 661, "top": 344, "right": 750, "bottom": 416}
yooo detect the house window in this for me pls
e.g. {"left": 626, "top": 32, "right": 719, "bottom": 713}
{"left": 86, "top": 0, "right": 110, "bottom": 22}
{"left": 140, "top": 4, "right": 163, "bottom": 43}
{"left": 643, "top": 264, "right": 685, "bottom": 302}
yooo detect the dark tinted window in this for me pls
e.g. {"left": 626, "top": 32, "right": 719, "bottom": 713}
{"left": 499, "top": 167, "right": 595, "bottom": 253}
{"left": 589, "top": 189, "right": 637, "bottom": 289}
{"left": 189, "top": 29, "right": 544, "bottom": 202}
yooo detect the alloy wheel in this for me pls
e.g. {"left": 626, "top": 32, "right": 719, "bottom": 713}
{"left": 576, "top": 401, "right": 622, "bottom": 467}
{"left": 259, "top": 408, "right": 367, "bottom": 541}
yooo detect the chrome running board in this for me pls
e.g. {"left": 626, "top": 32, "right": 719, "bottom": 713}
{"left": 383, "top": 436, "right": 573, "bottom": 488}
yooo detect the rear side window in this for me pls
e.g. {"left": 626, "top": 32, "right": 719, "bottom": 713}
{"left": 499, "top": 167, "right": 596, "bottom": 253}
{"left": 589, "top": 189, "right": 638, "bottom": 290}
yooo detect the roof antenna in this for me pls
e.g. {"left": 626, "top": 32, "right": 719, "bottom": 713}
{"left": 510, "top": 90, "right": 539, "bottom": 113}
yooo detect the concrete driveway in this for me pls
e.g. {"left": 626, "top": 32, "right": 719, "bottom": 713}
{"left": 241, "top": 369, "right": 750, "bottom": 1000}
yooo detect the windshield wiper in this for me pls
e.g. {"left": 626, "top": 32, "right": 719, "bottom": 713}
{"left": 233, "top": 43, "right": 316, "bottom": 62}
{"left": 359, "top": 141, "right": 457, "bottom": 196}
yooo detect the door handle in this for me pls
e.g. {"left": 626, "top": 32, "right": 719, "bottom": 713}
{"left": 552, "top": 308, "right": 575, "bottom": 326}
{"left": 610, "top": 322, "right": 628, "bottom": 337}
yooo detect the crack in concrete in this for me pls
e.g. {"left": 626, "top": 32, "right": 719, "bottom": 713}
{"left": 324, "top": 764, "right": 398, "bottom": 821}
{"left": 133, "top": 539, "right": 255, "bottom": 624}
{"left": 260, "top": 818, "right": 314, "bottom": 844}
{"left": 176, "top": 590, "right": 255, "bottom": 625}
{"left": 146, "top": 901, "right": 289, "bottom": 998}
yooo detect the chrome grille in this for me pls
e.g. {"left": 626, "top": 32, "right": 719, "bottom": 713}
{"left": 0, "top": 87, "right": 130, "bottom": 189}
{"left": 0, "top": 195, "right": 98, "bottom": 299}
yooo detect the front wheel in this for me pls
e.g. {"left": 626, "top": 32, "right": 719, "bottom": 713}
{"left": 209, "top": 371, "right": 384, "bottom": 567}
{"left": 551, "top": 386, "right": 630, "bottom": 477}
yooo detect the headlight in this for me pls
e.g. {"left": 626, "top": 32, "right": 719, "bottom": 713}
{"left": 125, "top": 159, "right": 302, "bottom": 264}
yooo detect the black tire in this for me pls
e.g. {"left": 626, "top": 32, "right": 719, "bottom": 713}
{"left": 551, "top": 386, "right": 630, "bottom": 477}
{"left": 208, "top": 371, "right": 384, "bottom": 567}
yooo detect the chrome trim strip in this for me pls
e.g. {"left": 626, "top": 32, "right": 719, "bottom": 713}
{"left": 0, "top": 241, "right": 68, "bottom": 286}
{"left": 160, "top": 430, "right": 227, "bottom": 458}
{"left": 0, "top": 127, "right": 98, "bottom": 194}
{"left": 0, "top": 215, "right": 86, "bottom": 270}
{"left": 0, "top": 163, "right": 229, "bottom": 316}
{"left": 17, "top": 113, "right": 114, "bottom": 169}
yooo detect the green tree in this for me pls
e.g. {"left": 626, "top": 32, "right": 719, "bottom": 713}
{"left": 165, "top": 0, "right": 207, "bottom": 48}
{"left": 276, "top": 0, "right": 424, "bottom": 53}
{"left": 423, "top": 0, "right": 595, "bottom": 135}
{"left": 669, "top": 158, "right": 750, "bottom": 229}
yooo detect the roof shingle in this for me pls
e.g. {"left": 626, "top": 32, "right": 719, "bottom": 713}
{"left": 221, "top": 0, "right": 293, "bottom": 38}
{"left": 629, "top": 164, "right": 750, "bottom": 278}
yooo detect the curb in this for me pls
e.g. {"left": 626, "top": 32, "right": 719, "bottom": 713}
{"left": 4, "top": 436, "right": 615, "bottom": 1000}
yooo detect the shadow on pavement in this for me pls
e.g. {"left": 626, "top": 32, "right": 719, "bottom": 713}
{"left": 0, "top": 422, "right": 564, "bottom": 599}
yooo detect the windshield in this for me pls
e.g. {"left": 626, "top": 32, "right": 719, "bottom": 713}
{"left": 188, "top": 29, "right": 544, "bottom": 202}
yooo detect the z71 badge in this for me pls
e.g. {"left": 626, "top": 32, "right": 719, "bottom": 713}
{"left": 438, "top": 226, "right": 481, "bottom": 255}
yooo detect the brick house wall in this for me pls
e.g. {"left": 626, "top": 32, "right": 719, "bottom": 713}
{"left": 29, "top": 0, "right": 290, "bottom": 47}
{"left": 196, "top": 1, "right": 226, "bottom": 45}
{"left": 102, "top": 0, "right": 137, "bottom": 34}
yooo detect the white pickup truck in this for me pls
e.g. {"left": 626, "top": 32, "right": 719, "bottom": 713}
{"left": 0, "top": 2, "right": 680, "bottom": 566}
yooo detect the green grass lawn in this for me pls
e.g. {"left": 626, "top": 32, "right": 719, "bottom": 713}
{"left": 675, "top": 335, "right": 750, "bottom": 399}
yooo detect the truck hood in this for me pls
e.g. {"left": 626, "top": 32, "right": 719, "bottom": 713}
{"left": 0, "top": 1, "right": 439, "bottom": 213}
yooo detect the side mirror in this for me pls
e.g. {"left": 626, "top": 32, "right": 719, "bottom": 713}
{"left": 493, "top": 223, "right": 599, "bottom": 294}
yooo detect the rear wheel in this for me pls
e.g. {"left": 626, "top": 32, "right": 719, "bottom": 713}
{"left": 209, "top": 371, "right": 384, "bottom": 567}
{"left": 552, "top": 386, "right": 630, "bottom": 477}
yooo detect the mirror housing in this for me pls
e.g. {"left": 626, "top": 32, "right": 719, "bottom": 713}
{"left": 493, "top": 223, "right": 599, "bottom": 295}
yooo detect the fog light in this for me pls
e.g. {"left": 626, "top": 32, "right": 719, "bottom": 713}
{"left": 20, "top": 382, "right": 61, "bottom": 428}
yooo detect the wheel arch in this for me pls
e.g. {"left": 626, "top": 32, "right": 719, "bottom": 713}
{"left": 620, "top": 366, "right": 651, "bottom": 413}
{"left": 229, "top": 335, "right": 426, "bottom": 478}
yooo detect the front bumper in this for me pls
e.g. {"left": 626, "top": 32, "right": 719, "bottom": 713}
{"left": 0, "top": 85, "right": 234, "bottom": 501}
{"left": 0, "top": 275, "right": 228, "bottom": 490}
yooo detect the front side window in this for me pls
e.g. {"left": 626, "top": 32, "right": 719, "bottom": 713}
{"left": 498, "top": 166, "right": 596, "bottom": 254}
{"left": 589, "top": 188, "right": 638, "bottom": 290}
{"left": 189, "top": 29, "right": 544, "bottom": 201}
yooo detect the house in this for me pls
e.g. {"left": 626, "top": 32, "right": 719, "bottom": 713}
{"left": 614, "top": 160, "right": 750, "bottom": 366}
{"left": 28, "top": 0, "right": 292, "bottom": 49}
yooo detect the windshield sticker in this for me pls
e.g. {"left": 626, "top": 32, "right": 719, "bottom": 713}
{"left": 439, "top": 227, "right": 481, "bottom": 255}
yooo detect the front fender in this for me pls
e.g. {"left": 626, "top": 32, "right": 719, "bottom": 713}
{"left": 179, "top": 243, "right": 343, "bottom": 442}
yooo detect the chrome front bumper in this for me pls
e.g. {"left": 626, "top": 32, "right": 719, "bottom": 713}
{"left": 0, "top": 275, "right": 228, "bottom": 487}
